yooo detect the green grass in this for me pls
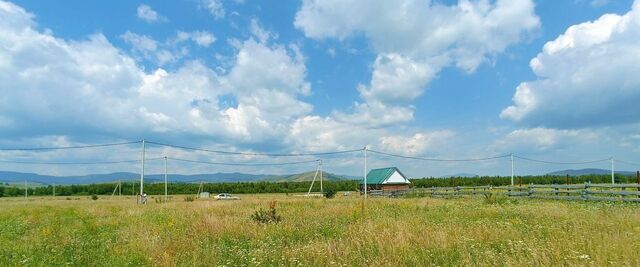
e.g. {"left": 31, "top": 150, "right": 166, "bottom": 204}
{"left": 0, "top": 194, "right": 639, "bottom": 266}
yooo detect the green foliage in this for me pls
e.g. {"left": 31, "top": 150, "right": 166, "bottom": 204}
{"left": 90, "top": 195, "right": 98, "bottom": 200}
{"left": 251, "top": 200, "right": 282, "bottom": 224}
{"left": 482, "top": 191, "right": 507, "bottom": 205}
{"left": 324, "top": 189, "right": 336, "bottom": 199}
{"left": 0, "top": 173, "right": 635, "bottom": 198}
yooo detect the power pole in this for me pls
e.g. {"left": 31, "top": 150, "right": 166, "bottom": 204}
{"left": 53, "top": 184, "right": 55, "bottom": 197}
{"left": 164, "top": 156, "right": 168, "bottom": 202}
{"left": 319, "top": 159, "right": 323, "bottom": 194}
{"left": 364, "top": 147, "right": 368, "bottom": 199}
{"left": 140, "top": 139, "right": 146, "bottom": 197}
{"left": 510, "top": 153, "right": 514, "bottom": 186}
{"left": 24, "top": 180, "right": 27, "bottom": 199}
{"left": 611, "top": 157, "right": 615, "bottom": 184}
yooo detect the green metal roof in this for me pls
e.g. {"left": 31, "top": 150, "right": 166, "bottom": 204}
{"left": 360, "top": 167, "right": 407, "bottom": 185}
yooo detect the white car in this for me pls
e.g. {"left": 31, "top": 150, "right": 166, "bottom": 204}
{"left": 214, "top": 193, "right": 240, "bottom": 200}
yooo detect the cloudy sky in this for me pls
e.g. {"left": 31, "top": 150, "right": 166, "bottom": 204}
{"left": 1, "top": 0, "right": 640, "bottom": 178}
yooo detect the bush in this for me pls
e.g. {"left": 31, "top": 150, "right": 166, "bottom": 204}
{"left": 184, "top": 196, "right": 195, "bottom": 202}
{"left": 91, "top": 195, "right": 98, "bottom": 200}
{"left": 251, "top": 200, "right": 282, "bottom": 224}
{"left": 324, "top": 189, "right": 336, "bottom": 199}
{"left": 483, "top": 191, "right": 507, "bottom": 205}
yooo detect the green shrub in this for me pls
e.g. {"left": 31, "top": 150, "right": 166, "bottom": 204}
{"left": 251, "top": 200, "right": 282, "bottom": 224}
{"left": 184, "top": 196, "right": 195, "bottom": 202}
{"left": 324, "top": 189, "right": 336, "bottom": 199}
{"left": 91, "top": 195, "right": 98, "bottom": 200}
{"left": 483, "top": 191, "right": 507, "bottom": 205}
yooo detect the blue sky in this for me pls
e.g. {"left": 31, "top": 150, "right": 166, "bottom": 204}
{"left": 1, "top": 0, "right": 640, "bottom": 178}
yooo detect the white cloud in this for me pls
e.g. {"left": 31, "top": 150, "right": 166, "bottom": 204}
{"left": 501, "top": 1, "right": 640, "bottom": 128}
{"left": 295, "top": 0, "right": 539, "bottom": 130}
{"left": 121, "top": 30, "right": 216, "bottom": 65}
{"left": 121, "top": 31, "right": 158, "bottom": 52}
{"left": 137, "top": 4, "right": 166, "bottom": 23}
{"left": 175, "top": 30, "right": 216, "bottom": 47}
{"left": 295, "top": 0, "right": 539, "bottom": 73}
{"left": 358, "top": 53, "right": 434, "bottom": 104}
{"left": 201, "top": 0, "right": 225, "bottom": 19}
{"left": 380, "top": 131, "right": 455, "bottom": 155}
{"left": 0, "top": 1, "right": 312, "bottom": 146}
{"left": 191, "top": 31, "right": 216, "bottom": 47}
{"left": 493, "top": 128, "right": 600, "bottom": 152}
{"left": 250, "top": 19, "right": 276, "bottom": 43}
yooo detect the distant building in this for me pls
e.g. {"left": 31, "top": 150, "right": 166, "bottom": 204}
{"left": 360, "top": 167, "right": 411, "bottom": 194}
{"left": 199, "top": 192, "right": 210, "bottom": 198}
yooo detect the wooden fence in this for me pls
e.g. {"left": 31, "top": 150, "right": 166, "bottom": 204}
{"left": 394, "top": 183, "right": 640, "bottom": 202}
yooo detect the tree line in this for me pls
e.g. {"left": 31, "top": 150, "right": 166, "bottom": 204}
{"left": 0, "top": 174, "right": 638, "bottom": 197}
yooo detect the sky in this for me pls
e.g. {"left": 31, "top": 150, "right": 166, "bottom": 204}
{"left": 1, "top": 0, "right": 640, "bottom": 178}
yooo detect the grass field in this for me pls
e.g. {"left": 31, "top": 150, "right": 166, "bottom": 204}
{"left": 1, "top": 193, "right": 639, "bottom": 266}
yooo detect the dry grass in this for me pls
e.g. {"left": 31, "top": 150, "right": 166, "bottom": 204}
{"left": 1, "top": 194, "right": 639, "bottom": 266}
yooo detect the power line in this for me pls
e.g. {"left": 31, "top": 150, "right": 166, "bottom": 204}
{"left": 0, "top": 157, "right": 163, "bottom": 165}
{"left": 146, "top": 141, "right": 363, "bottom": 157}
{"left": 615, "top": 159, "right": 640, "bottom": 167}
{"left": 0, "top": 141, "right": 141, "bottom": 151}
{"left": 167, "top": 157, "right": 319, "bottom": 166}
{"left": 367, "top": 149, "right": 510, "bottom": 162}
{"left": 513, "top": 155, "right": 610, "bottom": 165}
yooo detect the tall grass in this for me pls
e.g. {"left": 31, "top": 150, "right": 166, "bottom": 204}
{"left": 0, "top": 194, "right": 639, "bottom": 266}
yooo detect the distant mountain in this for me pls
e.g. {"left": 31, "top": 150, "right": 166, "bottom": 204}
{"left": 546, "top": 168, "right": 636, "bottom": 176}
{"left": 0, "top": 170, "right": 352, "bottom": 185}
{"left": 263, "top": 171, "right": 348, "bottom": 182}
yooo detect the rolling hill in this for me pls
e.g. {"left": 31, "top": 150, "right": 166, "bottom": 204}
{"left": 0, "top": 170, "right": 353, "bottom": 185}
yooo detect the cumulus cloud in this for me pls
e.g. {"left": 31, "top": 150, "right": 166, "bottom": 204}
{"left": 0, "top": 1, "right": 311, "bottom": 146}
{"left": 493, "top": 128, "right": 600, "bottom": 152}
{"left": 501, "top": 1, "right": 640, "bottom": 128}
{"left": 137, "top": 4, "right": 166, "bottom": 23}
{"left": 175, "top": 30, "right": 216, "bottom": 47}
{"left": 357, "top": 53, "right": 434, "bottom": 104}
{"left": 295, "top": 0, "right": 539, "bottom": 72}
{"left": 201, "top": 0, "right": 225, "bottom": 19}
{"left": 380, "top": 131, "right": 455, "bottom": 155}
{"left": 295, "top": 0, "right": 539, "bottom": 130}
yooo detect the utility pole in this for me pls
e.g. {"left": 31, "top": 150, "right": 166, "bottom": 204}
{"left": 53, "top": 184, "right": 55, "bottom": 197}
{"left": 140, "top": 139, "right": 146, "bottom": 198}
{"left": 319, "top": 159, "right": 323, "bottom": 193}
{"left": 364, "top": 147, "right": 368, "bottom": 199}
{"left": 611, "top": 157, "right": 615, "bottom": 184}
{"left": 510, "top": 153, "right": 514, "bottom": 186}
{"left": 164, "top": 156, "right": 168, "bottom": 202}
{"left": 24, "top": 180, "right": 27, "bottom": 199}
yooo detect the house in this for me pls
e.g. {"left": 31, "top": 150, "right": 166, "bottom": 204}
{"left": 360, "top": 167, "right": 411, "bottom": 194}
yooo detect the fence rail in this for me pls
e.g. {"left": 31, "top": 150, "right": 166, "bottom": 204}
{"left": 394, "top": 183, "right": 640, "bottom": 202}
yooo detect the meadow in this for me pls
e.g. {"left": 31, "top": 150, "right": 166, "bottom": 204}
{"left": 1, "top": 193, "right": 639, "bottom": 266}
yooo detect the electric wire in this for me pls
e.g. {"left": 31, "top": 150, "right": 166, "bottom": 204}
{"left": 167, "top": 157, "right": 319, "bottom": 166}
{"left": 615, "top": 159, "right": 640, "bottom": 167}
{"left": 513, "top": 155, "right": 610, "bottom": 165}
{"left": 0, "top": 157, "right": 163, "bottom": 165}
{"left": 146, "top": 141, "right": 363, "bottom": 157}
{"left": 367, "top": 149, "right": 510, "bottom": 162}
{"left": 0, "top": 141, "right": 141, "bottom": 151}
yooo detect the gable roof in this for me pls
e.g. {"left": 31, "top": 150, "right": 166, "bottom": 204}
{"left": 360, "top": 167, "right": 409, "bottom": 185}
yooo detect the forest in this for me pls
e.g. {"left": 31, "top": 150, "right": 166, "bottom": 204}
{"left": 0, "top": 174, "right": 638, "bottom": 197}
